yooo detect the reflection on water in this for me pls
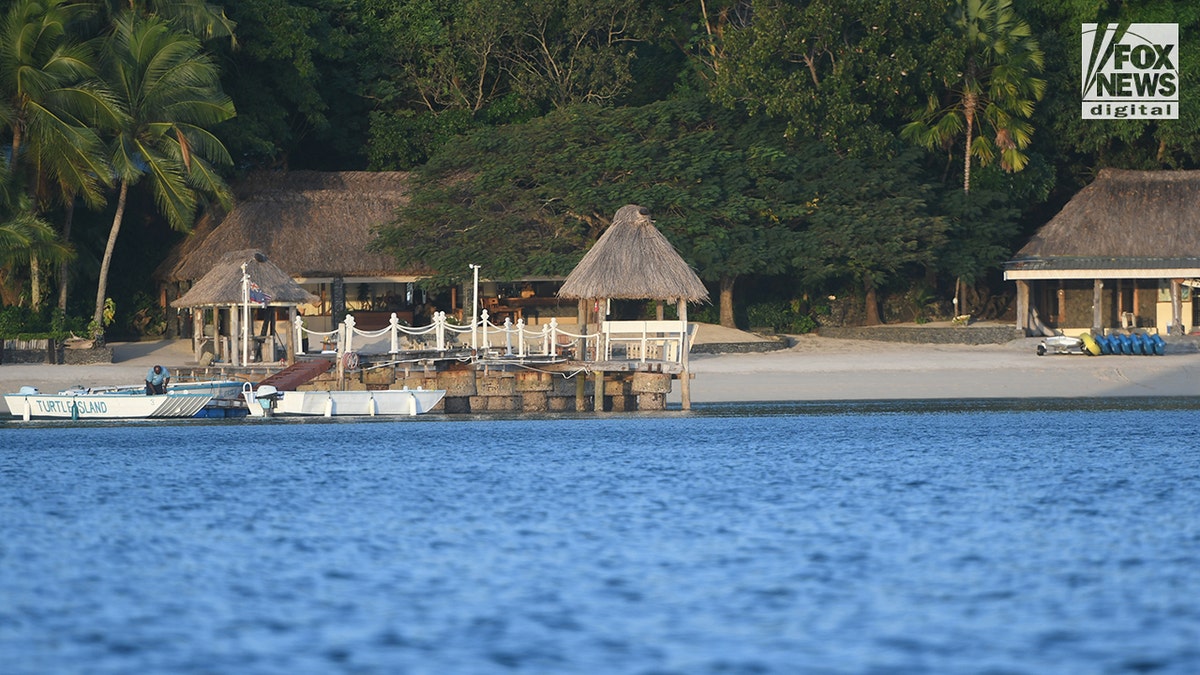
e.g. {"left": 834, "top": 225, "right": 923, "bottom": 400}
{"left": 2, "top": 400, "right": 1199, "bottom": 673}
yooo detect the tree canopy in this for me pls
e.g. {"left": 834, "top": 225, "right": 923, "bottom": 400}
{"left": 4, "top": 0, "right": 1198, "bottom": 333}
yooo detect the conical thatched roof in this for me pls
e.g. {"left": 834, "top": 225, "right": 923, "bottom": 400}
{"left": 160, "top": 171, "right": 423, "bottom": 282}
{"left": 1012, "top": 169, "right": 1200, "bottom": 265}
{"left": 558, "top": 205, "right": 709, "bottom": 301}
{"left": 172, "top": 250, "right": 318, "bottom": 308}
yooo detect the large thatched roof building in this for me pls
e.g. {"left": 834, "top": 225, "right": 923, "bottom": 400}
{"left": 1005, "top": 169, "right": 1200, "bottom": 336}
{"left": 558, "top": 205, "right": 708, "bottom": 302}
{"left": 160, "top": 171, "right": 421, "bottom": 284}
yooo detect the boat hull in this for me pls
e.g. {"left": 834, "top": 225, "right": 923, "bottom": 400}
{"left": 5, "top": 392, "right": 214, "bottom": 419}
{"left": 260, "top": 389, "right": 445, "bottom": 417}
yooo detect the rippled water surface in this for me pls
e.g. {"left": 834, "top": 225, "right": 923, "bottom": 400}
{"left": 2, "top": 400, "right": 1199, "bottom": 674}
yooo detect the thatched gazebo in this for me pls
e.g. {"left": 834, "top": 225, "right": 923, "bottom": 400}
{"left": 559, "top": 204, "right": 708, "bottom": 304}
{"left": 157, "top": 171, "right": 427, "bottom": 332}
{"left": 1005, "top": 169, "right": 1200, "bottom": 336}
{"left": 173, "top": 250, "right": 318, "bottom": 366}
{"left": 559, "top": 204, "right": 709, "bottom": 408}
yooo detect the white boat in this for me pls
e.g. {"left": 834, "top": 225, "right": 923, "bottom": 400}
{"left": 5, "top": 386, "right": 214, "bottom": 420}
{"left": 76, "top": 380, "right": 246, "bottom": 399}
{"left": 243, "top": 384, "right": 445, "bottom": 417}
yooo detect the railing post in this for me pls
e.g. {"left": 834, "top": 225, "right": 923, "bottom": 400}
{"left": 435, "top": 311, "right": 446, "bottom": 351}
{"left": 504, "top": 317, "right": 514, "bottom": 356}
{"left": 516, "top": 318, "right": 526, "bottom": 357}
{"left": 549, "top": 318, "right": 558, "bottom": 356}
{"left": 344, "top": 314, "right": 356, "bottom": 354}
{"left": 481, "top": 310, "right": 491, "bottom": 351}
{"left": 389, "top": 312, "right": 400, "bottom": 353}
{"left": 294, "top": 315, "right": 304, "bottom": 354}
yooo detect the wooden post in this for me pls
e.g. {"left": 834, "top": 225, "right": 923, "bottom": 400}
{"left": 577, "top": 298, "right": 588, "bottom": 362}
{"left": 286, "top": 306, "right": 297, "bottom": 364}
{"left": 192, "top": 308, "right": 203, "bottom": 362}
{"left": 594, "top": 370, "right": 605, "bottom": 412}
{"left": 1172, "top": 278, "right": 1184, "bottom": 335}
{"left": 575, "top": 375, "right": 586, "bottom": 412}
{"left": 1015, "top": 281, "right": 1030, "bottom": 336}
{"left": 1092, "top": 279, "right": 1103, "bottom": 335}
{"left": 679, "top": 298, "right": 691, "bottom": 411}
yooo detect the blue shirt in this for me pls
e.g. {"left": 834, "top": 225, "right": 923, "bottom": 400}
{"left": 146, "top": 367, "right": 170, "bottom": 386}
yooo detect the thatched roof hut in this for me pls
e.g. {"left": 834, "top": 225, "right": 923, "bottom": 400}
{"left": 173, "top": 250, "right": 317, "bottom": 308}
{"left": 160, "top": 171, "right": 421, "bottom": 282}
{"left": 1005, "top": 168, "right": 1200, "bottom": 336}
{"left": 558, "top": 205, "right": 708, "bottom": 301}
{"left": 1009, "top": 168, "right": 1200, "bottom": 271}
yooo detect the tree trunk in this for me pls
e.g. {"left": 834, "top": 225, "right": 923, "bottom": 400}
{"left": 30, "top": 254, "right": 40, "bottom": 310}
{"left": 719, "top": 275, "right": 735, "bottom": 328}
{"left": 963, "top": 92, "right": 975, "bottom": 194}
{"left": 57, "top": 199, "right": 75, "bottom": 312}
{"left": 94, "top": 180, "right": 129, "bottom": 342}
{"left": 864, "top": 276, "right": 882, "bottom": 326}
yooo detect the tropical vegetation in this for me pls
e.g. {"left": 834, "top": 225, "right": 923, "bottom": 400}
{"left": 1, "top": 0, "right": 1198, "bottom": 338}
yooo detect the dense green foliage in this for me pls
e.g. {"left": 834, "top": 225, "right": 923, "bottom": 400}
{"left": 2, "top": 0, "right": 1199, "bottom": 334}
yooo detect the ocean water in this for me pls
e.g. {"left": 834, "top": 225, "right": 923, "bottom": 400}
{"left": 1, "top": 400, "right": 1199, "bottom": 674}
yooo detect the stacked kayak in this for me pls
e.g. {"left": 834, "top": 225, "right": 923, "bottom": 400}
{"left": 1090, "top": 331, "right": 1166, "bottom": 356}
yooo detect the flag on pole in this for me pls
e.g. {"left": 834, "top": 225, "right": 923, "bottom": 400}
{"left": 248, "top": 281, "right": 271, "bottom": 306}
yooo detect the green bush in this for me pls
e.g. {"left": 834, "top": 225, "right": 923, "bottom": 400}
{"left": 0, "top": 305, "right": 91, "bottom": 339}
{"left": 744, "top": 300, "right": 818, "bottom": 334}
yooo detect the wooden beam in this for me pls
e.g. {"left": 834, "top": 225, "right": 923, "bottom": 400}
{"left": 1092, "top": 279, "right": 1103, "bottom": 335}
{"left": 1172, "top": 278, "right": 1184, "bottom": 335}
{"left": 679, "top": 298, "right": 691, "bottom": 411}
{"left": 1015, "top": 281, "right": 1030, "bottom": 335}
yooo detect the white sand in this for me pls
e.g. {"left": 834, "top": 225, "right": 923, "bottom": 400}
{"left": 4, "top": 333, "right": 1199, "bottom": 416}
{"left": 676, "top": 334, "right": 1200, "bottom": 403}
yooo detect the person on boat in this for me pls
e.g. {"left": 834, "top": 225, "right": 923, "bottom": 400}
{"left": 145, "top": 365, "right": 171, "bottom": 395}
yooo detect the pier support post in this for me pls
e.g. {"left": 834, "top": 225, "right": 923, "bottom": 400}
{"left": 594, "top": 371, "right": 605, "bottom": 412}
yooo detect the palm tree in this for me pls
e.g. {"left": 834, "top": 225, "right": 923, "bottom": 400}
{"left": 91, "top": 12, "right": 233, "bottom": 341}
{"left": 901, "top": 0, "right": 1043, "bottom": 314}
{"left": 901, "top": 0, "right": 1045, "bottom": 193}
{"left": 0, "top": 163, "right": 74, "bottom": 307}
{"left": 82, "top": 0, "right": 236, "bottom": 44}
{"left": 1, "top": 0, "right": 114, "bottom": 310}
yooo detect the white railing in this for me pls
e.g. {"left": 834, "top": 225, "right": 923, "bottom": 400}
{"left": 292, "top": 311, "right": 604, "bottom": 361}
{"left": 600, "top": 320, "right": 693, "bottom": 363}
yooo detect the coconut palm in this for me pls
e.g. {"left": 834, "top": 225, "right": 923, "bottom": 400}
{"left": 81, "top": 0, "right": 236, "bottom": 44}
{"left": 901, "top": 0, "right": 1045, "bottom": 194}
{"left": 1, "top": 0, "right": 115, "bottom": 309}
{"left": 91, "top": 12, "right": 233, "bottom": 340}
{"left": 0, "top": 163, "right": 75, "bottom": 307}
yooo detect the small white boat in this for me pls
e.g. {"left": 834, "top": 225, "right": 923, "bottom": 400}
{"left": 5, "top": 386, "right": 214, "bottom": 420}
{"left": 243, "top": 384, "right": 445, "bottom": 417}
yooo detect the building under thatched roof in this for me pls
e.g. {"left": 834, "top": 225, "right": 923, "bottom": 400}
{"left": 558, "top": 205, "right": 708, "bottom": 302}
{"left": 172, "top": 250, "right": 317, "bottom": 308}
{"left": 1005, "top": 169, "right": 1200, "bottom": 336}
{"left": 1008, "top": 169, "right": 1200, "bottom": 272}
{"left": 160, "top": 171, "right": 422, "bottom": 283}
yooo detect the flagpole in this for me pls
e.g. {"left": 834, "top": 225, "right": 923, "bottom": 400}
{"left": 241, "top": 263, "right": 250, "bottom": 366}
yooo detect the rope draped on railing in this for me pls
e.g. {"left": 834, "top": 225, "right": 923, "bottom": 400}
{"left": 293, "top": 311, "right": 600, "bottom": 361}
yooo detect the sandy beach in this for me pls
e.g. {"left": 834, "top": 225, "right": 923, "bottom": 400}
{"left": 3, "top": 328, "right": 1199, "bottom": 416}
